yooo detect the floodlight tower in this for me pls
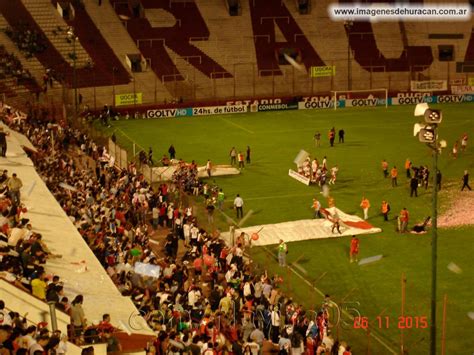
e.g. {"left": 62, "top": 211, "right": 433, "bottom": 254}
{"left": 413, "top": 103, "right": 445, "bottom": 355}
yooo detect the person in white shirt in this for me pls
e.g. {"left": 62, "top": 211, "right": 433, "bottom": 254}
{"left": 270, "top": 305, "right": 280, "bottom": 343}
{"left": 188, "top": 287, "right": 201, "bottom": 308}
{"left": 206, "top": 160, "right": 212, "bottom": 177}
{"left": 233, "top": 194, "right": 244, "bottom": 219}
{"left": 0, "top": 300, "right": 12, "bottom": 326}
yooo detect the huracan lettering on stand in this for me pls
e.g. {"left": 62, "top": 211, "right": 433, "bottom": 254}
{"left": 343, "top": 1, "right": 433, "bottom": 72}
{"left": 249, "top": 0, "right": 325, "bottom": 76}
{"left": 114, "top": 0, "right": 231, "bottom": 82}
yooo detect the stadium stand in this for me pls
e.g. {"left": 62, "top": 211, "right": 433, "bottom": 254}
{"left": 0, "top": 0, "right": 130, "bottom": 88}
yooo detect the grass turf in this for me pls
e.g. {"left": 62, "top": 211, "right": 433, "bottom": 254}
{"left": 104, "top": 103, "right": 474, "bottom": 354}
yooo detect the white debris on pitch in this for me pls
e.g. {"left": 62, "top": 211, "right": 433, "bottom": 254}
{"left": 447, "top": 262, "right": 463, "bottom": 274}
{"left": 358, "top": 255, "right": 384, "bottom": 266}
{"left": 221, "top": 207, "right": 381, "bottom": 247}
{"left": 467, "top": 312, "right": 474, "bottom": 320}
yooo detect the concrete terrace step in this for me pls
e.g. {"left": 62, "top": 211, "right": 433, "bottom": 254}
{"left": 82, "top": 0, "right": 171, "bottom": 102}
{"left": 21, "top": 0, "right": 92, "bottom": 67}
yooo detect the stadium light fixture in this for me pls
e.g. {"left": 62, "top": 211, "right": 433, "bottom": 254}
{"left": 413, "top": 104, "right": 442, "bottom": 355}
{"left": 418, "top": 127, "right": 436, "bottom": 143}
{"left": 424, "top": 109, "right": 442, "bottom": 124}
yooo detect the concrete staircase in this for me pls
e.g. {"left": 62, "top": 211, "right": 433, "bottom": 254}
{"left": 21, "top": 0, "right": 92, "bottom": 67}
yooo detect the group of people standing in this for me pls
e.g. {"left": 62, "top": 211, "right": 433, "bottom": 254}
{"left": 313, "top": 127, "right": 345, "bottom": 147}
{"left": 299, "top": 156, "right": 339, "bottom": 186}
{"left": 229, "top": 146, "right": 251, "bottom": 169}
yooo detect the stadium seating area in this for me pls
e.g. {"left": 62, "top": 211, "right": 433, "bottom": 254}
{"left": 0, "top": 0, "right": 130, "bottom": 89}
{"left": 0, "top": 0, "right": 471, "bottom": 105}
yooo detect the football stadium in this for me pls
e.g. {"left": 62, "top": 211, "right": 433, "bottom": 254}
{"left": 0, "top": 1, "right": 473, "bottom": 355}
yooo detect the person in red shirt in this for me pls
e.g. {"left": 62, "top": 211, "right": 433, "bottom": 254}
{"left": 343, "top": 346, "right": 353, "bottom": 355}
{"left": 97, "top": 314, "right": 116, "bottom": 335}
{"left": 350, "top": 235, "right": 359, "bottom": 263}
{"left": 399, "top": 208, "right": 409, "bottom": 233}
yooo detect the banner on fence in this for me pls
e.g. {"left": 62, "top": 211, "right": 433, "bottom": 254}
{"left": 146, "top": 108, "right": 192, "bottom": 118}
{"left": 410, "top": 80, "right": 447, "bottom": 92}
{"left": 310, "top": 66, "right": 336, "bottom": 77}
{"left": 115, "top": 93, "right": 142, "bottom": 106}
{"left": 452, "top": 85, "right": 474, "bottom": 94}
{"left": 251, "top": 102, "right": 298, "bottom": 112}
{"left": 434, "top": 94, "right": 474, "bottom": 103}
{"left": 192, "top": 105, "right": 247, "bottom": 116}
{"left": 390, "top": 92, "right": 433, "bottom": 105}
{"left": 288, "top": 169, "right": 310, "bottom": 185}
{"left": 344, "top": 96, "right": 386, "bottom": 107}
{"left": 468, "top": 77, "right": 474, "bottom": 86}
{"left": 298, "top": 96, "right": 336, "bottom": 109}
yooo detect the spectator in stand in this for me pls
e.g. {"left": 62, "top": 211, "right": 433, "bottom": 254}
{"left": 103, "top": 328, "right": 122, "bottom": 352}
{"left": 0, "top": 127, "right": 8, "bottom": 157}
{"left": 30, "top": 270, "right": 47, "bottom": 300}
{"left": 70, "top": 295, "right": 86, "bottom": 341}
{"left": 6, "top": 173, "right": 22, "bottom": 205}
{"left": 28, "top": 334, "right": 50, "bottom": 355}
{"left": 0, "top": 301, "right": 12, "bottom": 326}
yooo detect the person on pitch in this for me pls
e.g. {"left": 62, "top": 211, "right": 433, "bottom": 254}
{"left": 238, "top": 151, "right": 245, "bottom": 169}
{"left": 360, "top": 196, "right": 370, "bottom": 220}
{"left": 230, "top": 147, "right": 237, "bottom": 165}
{"left": 381, "top": 200, "right": 390, "bottom": 221}
{"left": 350, "top": 235, "right": 359, "bottom": 263}
{"left": 314, "top": 132, "right": 321, "bottom": 147}
{"left": 328, "top": 128, "right": 335, "bottom": 147}
{"left": 381, "top": 159, "right": 388, "bottom": 178}
{"left": 278, "top": 239, "right": 288, "bottom": 267}
{"left": 331, "top": 211, "right": 342, "bottom": 234}
{"left": 312, "top": 198, "right": 322, "bottom": 218}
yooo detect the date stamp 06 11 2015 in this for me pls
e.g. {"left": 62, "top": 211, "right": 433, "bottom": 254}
{"left": 354, "top": 316, "right": 429, "bottom": 329}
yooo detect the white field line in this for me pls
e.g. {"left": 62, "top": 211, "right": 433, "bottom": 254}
{"left": 244, "top": 192, "right": 316, "bottom": 201}
{"left": 220, "top": 117, "right": 255, "bottom": 134}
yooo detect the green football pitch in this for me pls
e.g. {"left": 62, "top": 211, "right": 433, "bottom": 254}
{"left": 106, "top": 104, "right": 474, "bottom": 354}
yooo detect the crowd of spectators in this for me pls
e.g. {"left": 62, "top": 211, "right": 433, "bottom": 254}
{"left": 0, "top": 46, "right": 40, "bottom": 94}
{"left": 0, "top": 299, "right": 68, "bottom": 354}
{"left": 4, "top": 24, "right": 47, "bottom": 59}
{"left": 0, "top": 104, "right": 354, "bottom": 354}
